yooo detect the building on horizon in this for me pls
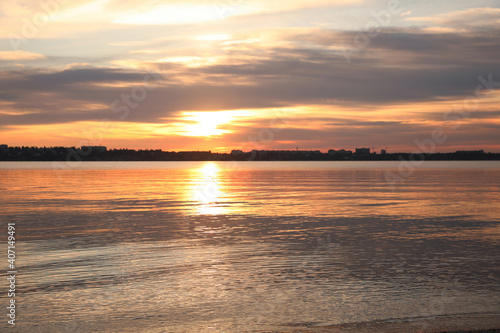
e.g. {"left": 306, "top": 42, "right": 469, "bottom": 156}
{"left": 250, "top": 149, "right": 322, "bottom": 159}
{"left": 355, "top": 148, "right": 371, "bottom": 155}
{"left": 251, "top": 149, "right": 321, "bottom": 155}
{"left": 328, "top": 149, "right": 352, "bottom": 157}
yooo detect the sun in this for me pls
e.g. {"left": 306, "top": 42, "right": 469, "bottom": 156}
{"left": 180, "top": 110, "right": 251, "bottom": 137}
{"left": 183, "top": 112, "right": 229, "bottom": 137}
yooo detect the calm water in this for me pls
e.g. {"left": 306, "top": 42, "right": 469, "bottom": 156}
{"left": 1, "top": 161, "right": 499, "bottom": 332}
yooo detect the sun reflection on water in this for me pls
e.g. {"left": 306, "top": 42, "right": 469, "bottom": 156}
{"left": 191, "top": 163, "right": 226, "bottom": 215}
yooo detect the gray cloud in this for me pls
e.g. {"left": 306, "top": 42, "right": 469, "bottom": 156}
{"left": 0, "top": 26, "right": 499, "bottom": 133}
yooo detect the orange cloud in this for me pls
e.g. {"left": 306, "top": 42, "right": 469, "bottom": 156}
{"left": 0, "top": 51, "right": 45, "bottom": 61}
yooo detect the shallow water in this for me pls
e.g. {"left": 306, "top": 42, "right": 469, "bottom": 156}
{"left": 1, "top": 161, "right": 499, "bottom": 332}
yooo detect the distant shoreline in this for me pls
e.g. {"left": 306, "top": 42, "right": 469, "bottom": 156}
{"left": 1, "top": 146, "right": 499, "bottom": 162}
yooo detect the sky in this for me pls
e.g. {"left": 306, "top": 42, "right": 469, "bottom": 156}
{"left": 0, "top": 0, "right": 499, "bottom": 153}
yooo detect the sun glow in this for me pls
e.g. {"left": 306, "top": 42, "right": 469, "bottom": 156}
{"left": 181, "top": 110, "right": 251, "bottom": 137}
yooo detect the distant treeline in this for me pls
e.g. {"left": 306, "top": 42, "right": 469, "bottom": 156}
{"left": 0, "top": 146, "right": 499, "bottom": 161}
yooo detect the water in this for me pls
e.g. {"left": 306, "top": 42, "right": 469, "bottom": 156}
{"left": 0, "top": 161, "right": 499, "bottom": 332}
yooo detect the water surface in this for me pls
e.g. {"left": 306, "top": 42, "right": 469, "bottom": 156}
{"left": 1, "top": 161, "right": 499, "bottom": 332}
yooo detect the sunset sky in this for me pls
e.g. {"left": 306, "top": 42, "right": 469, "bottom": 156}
{"left": 0, "top": 0, "right": 499, "bottom": 152}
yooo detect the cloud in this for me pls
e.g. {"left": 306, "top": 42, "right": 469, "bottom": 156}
{"left": 1, "top": 11, "right": 499, "bottom": 151}
{"left": 0, "top": 0, "right": 365, "bottom": 40}
{"left": 111, "top": 0, "right": 363, "bottom": 25}
{"left": 0, "top": 51, "right": 45, "bottom": 61}
{"left": 0, "top": 25, "right": 499, "bottom": 128}
{"left": 406, "top": 7, "right": 500, "bottom": 31}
